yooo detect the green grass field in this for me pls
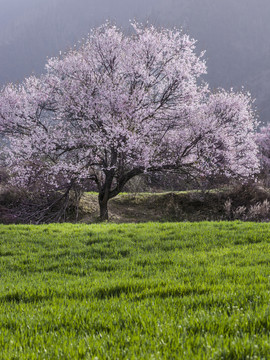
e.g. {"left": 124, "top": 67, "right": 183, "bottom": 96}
{"left": 1, "top": 222, "right": 270, "bottom": 359}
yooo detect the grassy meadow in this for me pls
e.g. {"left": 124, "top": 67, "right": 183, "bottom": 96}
{"left": 1, "top": 222, "right": 270, "bottom": 359}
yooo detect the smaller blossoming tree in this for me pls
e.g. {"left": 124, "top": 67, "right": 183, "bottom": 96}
{"left": 256, "top": 124, "right": 270, "bottom": 186}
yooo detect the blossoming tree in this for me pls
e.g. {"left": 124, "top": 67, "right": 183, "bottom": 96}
{"left": 0, "top": 23, "right": 259, "bottom": 220}
{"left": 256, "top": 124, "right": 270, "bottom": 185}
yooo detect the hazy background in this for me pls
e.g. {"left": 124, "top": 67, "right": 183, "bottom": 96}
{"left": 0, "top": 0, "right": 269, "bottom": 123}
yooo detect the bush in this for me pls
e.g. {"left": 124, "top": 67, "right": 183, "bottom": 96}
{"left": 223, "top": 184, "right": 270, "bottom": 221}
{"left": 0, "top": 185, "right": 85, "bottom": 224}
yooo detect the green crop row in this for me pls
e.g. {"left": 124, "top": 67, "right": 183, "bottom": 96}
{"left": 0, "top": 222, "right": 270, "bottom": 359}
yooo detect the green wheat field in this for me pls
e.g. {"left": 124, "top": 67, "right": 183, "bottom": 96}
{"left": 1, "top": 222, "right": 270, "bottom": 359}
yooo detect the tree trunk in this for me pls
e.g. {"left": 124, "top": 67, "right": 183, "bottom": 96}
{"left": 99, "top": 196, "right": 109, "bottom": 221}
{"left": 97, "top": 168, "right": 143, "bottom": 221}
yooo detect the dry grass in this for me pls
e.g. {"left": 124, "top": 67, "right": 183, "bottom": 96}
{"left": 79, "top": 190, "right": 226, "bottom": 223}
{"left": 2, "top": 184, "right": 270, "bottom": 224}
{"left": 79, "top": 185, "right": 270, "bottom": 223}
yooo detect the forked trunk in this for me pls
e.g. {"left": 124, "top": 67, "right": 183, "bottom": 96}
{"left": 98, "top": 168, "right": 142, "bottom": 221}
